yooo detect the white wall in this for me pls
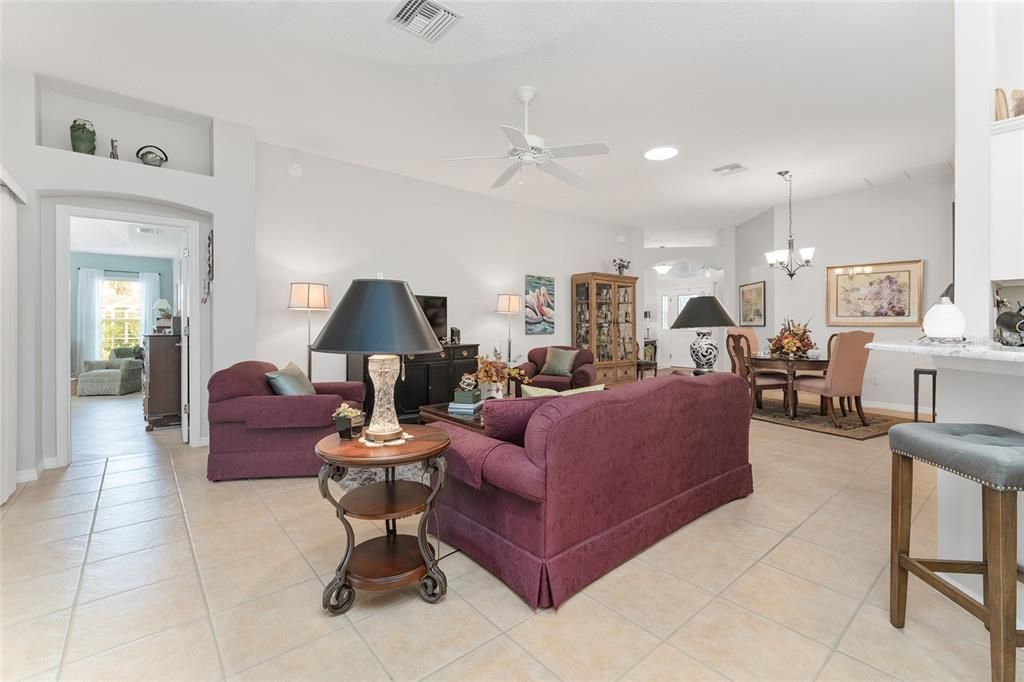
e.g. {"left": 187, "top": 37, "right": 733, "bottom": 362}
{"left": 254, "top": 143, "right": 635, "bottom": 378}
{"left": 734, "top": 174, "right": 954, "bottom": 410}
{"left": 733, "top": 209, "right": 776, "bottom": 347}
{"left": 1, "top": 64, "right": 256, "bottom": 476}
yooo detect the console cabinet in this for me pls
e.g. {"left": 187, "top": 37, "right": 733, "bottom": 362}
{"left": 346, "top": 344, "right": 479, "bottom": 421}
{"left": 143, "top": 334, "right": 181, "bottom": 431}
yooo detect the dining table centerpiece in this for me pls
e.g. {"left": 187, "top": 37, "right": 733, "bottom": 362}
{"left": 768, "top": 318, "right": 817, "bottom": 358}
{"left": 476, "top": 350, "right": 530, "bottom": 400}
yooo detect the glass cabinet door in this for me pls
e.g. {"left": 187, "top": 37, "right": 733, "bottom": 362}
{"left": 614, "top": 283, "right": 635, "bottom": 362}
{"left": 594, "top": 282, "right": 614, "bottom": 363}
{"left": 573, "top": 281, "right": 591, "bottom": 350}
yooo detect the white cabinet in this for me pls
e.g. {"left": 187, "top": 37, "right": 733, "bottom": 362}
{"left": 991, "top": 123, "right": 1024, "bottom": 282}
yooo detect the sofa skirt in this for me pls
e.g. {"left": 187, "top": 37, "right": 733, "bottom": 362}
{"left": 432, "top": 463, "right": 753, "bottom": 609}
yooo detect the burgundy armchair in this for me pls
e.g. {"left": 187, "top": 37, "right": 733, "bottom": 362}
{"left": 512, "top": 346, "right": 597, "bottom": 396}
{"left": 207, "top": 361, "right": 365, "bottom": 481}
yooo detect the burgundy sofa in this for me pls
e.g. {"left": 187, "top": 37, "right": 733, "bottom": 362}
{"left": 207, "top": 361, "right": 365, "bottom": 481}
{"left": 431, "top": 372, "right": 752, "bottom": 608}
{"left": 512, "top": 346, "right": 597, "bottom": 396}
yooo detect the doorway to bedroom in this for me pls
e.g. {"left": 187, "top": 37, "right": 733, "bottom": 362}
{"left": 68, "top": 215, "right": 187, "bottom": 461}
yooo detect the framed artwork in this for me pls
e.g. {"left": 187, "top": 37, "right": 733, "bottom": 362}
{"left": 738, "top": 281, "right": 766, "bottom": 326}
{"left": 525, "top": 274, "right": 554, "bottom": 335}
{"left": 826, "top": 260, "right": 924, "bottom": 327}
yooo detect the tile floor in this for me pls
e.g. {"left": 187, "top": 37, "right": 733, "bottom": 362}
{"left": 71, "top": 394, "right": 171, "bottom": 462}
{"left": 0, "top": 417, "right": 1008, "bottom": 681}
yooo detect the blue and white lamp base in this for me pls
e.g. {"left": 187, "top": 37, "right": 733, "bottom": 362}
{"left": 689, "top": 329, "right": 719, "bottom": 375}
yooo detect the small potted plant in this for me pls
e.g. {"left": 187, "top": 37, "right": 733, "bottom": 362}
{"left": 768, "top": 318, "right": 817, "bottom": 358}
{"left": 612, "top": 257, "right": 631, "bottom": 276}
{"left": 333, "top": 403, "right": 365, "bottom": 440}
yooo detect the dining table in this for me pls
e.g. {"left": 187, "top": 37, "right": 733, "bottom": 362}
{"left": 749, "top": 353, "right": 830, "bottom": 419}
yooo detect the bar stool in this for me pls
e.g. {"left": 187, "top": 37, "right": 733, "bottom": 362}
{"left": 913, "top": 368, "right": 937, "bottom": 422}
{"left": 889, "top": 423, "right": 1024, "bottom": 682}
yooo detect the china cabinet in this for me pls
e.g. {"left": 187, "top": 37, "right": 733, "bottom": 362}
{"left": 572, "top": 272, "right": 638, "bottom": 384}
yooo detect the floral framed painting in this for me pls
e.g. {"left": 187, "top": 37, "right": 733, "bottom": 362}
{"left": 826, "top": 260, "right": 924, "bottom": 327}
{"left": 738, "top": 281, "right": 766, "bottom": 326}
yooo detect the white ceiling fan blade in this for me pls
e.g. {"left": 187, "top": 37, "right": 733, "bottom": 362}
{"left": 538, "top": 161, "right": 584, "bottom": 188}
{"left": 491, "top": 164, "right": 521, "bottom": 189}
{"left": 443, "top": 154, "right": 510, "bottom": 161}
{"left": 500, "top": 125, "right": 530, "bottom": 150}
{"left": 547, "top": 142, "right": 610, "bottom": 158}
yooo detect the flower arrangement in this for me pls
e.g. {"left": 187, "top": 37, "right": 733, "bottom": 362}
{"left": 768, "top": 318, "right": 816, "bottom": 358}
{"left": 475, "top": 350, "right": 530, "bottom": 386}
{"left": 332, "top": 403, "right": 362, "bottom": 419}
{"left": 612, "top": 257, "right": 631, "bottom": 276}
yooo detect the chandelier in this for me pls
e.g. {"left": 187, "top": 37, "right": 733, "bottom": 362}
{"left": 765, "top": 170, "right": 815, "bottom": 279}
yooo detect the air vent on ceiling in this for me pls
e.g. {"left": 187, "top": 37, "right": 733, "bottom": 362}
{"left": 137, "top": 226, "right": 161, "bottom": 236}
{"left": 388, "top": 0, "right": 461, "bottom": 43}
{"left": 711, "top": 163, "right": 748, "bottom": 177}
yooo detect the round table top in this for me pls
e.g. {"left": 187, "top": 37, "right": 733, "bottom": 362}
{"left": 750, "top": 355, "right": 829, "bottom": 371}
{"left": 314, "top": 424, "right": 451, "bottom": 468}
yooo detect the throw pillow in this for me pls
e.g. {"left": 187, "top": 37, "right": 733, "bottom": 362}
{"left": 521, "top": 383, "right": 605, "bottom": 398}
{"left": 483, "top": 396, "right": 556, "bottom": 446}
{"left": 265, "top": 362, "right": 316, "bottom": 396}
{"left": 540, "top": 347, "right": 579, "bottom": 377}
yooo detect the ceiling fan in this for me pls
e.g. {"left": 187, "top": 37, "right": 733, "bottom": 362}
{"left": 445, "top": 85, "right": 610, "bottom": 190}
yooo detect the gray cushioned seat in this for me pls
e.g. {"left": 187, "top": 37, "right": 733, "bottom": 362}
{"left": 889, "top": 423, "right": 1024, "bottom": 491}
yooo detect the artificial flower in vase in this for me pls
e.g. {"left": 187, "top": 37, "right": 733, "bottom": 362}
{"left": 476, "top": 350, "right": 530, "bottom": 400}
{"left": 768, "top": 318, "right": 816, "bottom": 358}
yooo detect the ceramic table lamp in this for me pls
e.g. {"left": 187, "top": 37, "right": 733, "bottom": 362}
{"left": 311, "top": 279, "right": 441, "bottom": 442}
{"left": 670, "top": 295, "right": 736, "bottom": 374}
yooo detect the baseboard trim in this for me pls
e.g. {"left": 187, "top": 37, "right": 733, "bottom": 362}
{"left": 42, "top": 456, "right": 59, "bottom": 469}
{"left": 15, "top": 460, "right": 44, "bottom": 483}
{"left": 862, "top": 400, "right": 919, "bottom": 415}
{"left": 192, "top": 436, "right": 209, "bottom": 447}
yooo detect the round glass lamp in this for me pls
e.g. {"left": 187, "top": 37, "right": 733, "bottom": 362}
{"left": 923, "top": 297, "right": 965, "bottom": 342}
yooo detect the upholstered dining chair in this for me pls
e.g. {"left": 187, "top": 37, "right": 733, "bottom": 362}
{"left": 824, "top": 333, "right": 854, "bottom": 417}
{"left": 728, "top": 333, "right": 789, "bottom": 412}
{"left": 795, "top": 330, "right": 875, "bottom": 428}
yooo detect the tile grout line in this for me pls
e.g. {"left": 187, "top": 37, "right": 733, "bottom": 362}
{"left": 55, "top": 456, "right": 109, "bottom": 676}
{"left": 169, "top": 450, "right": 230, "bottom": 681}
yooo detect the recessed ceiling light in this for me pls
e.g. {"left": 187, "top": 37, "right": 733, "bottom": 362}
{"left": 644, "top": 146, "right": 679, "bottom": 161}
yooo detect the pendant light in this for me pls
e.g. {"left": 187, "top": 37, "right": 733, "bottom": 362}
{"left": 765, "top": 171, "right": 815, "bottom": 279}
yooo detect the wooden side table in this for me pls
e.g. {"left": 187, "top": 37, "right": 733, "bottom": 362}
{"left": 314, "top": 424, "right": 451, "bottom": 615}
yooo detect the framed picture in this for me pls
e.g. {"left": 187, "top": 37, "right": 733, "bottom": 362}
{"left": 525, "top": 274, "right": 554, "bottom": 335}
{"left": 738, "top": 281, "right": 766, "bottom": 326}
{"left": 826, "top": 260, "right": 924, "bottom": 327}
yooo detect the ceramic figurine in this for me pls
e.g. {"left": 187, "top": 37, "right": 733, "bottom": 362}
{"left": 69, "top": 119, "right": 96, "bottom": 154}
{"left": 109, "top": 138, "right": 119, "bottom": 160}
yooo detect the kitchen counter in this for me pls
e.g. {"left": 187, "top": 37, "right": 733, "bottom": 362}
{"left": 867, "top": 339, "right": 1024, "bottom": 364}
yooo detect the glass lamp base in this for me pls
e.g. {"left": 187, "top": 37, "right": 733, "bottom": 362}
{"left": 367, "top": 354, "right": 403, "bottom": 442}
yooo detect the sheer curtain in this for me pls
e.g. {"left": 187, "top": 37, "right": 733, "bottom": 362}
{"left": 74, "top": 268, "right": 103, "bottom": 374}
{"left": 140, "top": 272, "right": 161, "bottom": 339}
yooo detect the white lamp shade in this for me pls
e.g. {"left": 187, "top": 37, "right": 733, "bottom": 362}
{"left": 799, "top": 247, "right": 815, "bottom": 262}
{"left": 495, "top": 293, "right": 523, "bottom": 314}
{"left": 288, "top": 282, "right": 330, "bottom": 310}
{"left": 923, "top": 297, "right": 965, "bottom": 340}
{"left": 152, "top": 298, "right": 171, "bottom": 312}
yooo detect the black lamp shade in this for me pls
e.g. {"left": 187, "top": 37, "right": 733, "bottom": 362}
{"left": 311, "top": 279, "right": 443, "bottom": 355}
{"left": 670, "top": 295, "right": 736, "bottom": 329}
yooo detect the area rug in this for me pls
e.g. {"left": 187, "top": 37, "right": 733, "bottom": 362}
{"left": 751, "top": 398, "right": 910, "bottom": 440}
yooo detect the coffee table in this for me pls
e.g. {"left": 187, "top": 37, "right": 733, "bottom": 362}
{"left": 314, "top": 424, "right": 450, "bottom": 615}
{"left": 419, "top": 402, "right": 485, "bottom": 433}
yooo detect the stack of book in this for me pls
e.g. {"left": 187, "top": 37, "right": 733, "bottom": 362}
{"left": 447, "top": 400, "right": 483, "bottom": 416}
{"left": 449, "top": 387, "right": 483, "bottom": 416}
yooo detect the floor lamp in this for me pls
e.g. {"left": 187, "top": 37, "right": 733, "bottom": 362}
{"left": 495, "top": 293, "right": 523, "bottom": 362}
{"left": 288, "top": 282, "right": 330, "bottom": 378}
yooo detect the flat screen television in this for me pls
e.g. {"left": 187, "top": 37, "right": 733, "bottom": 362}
{"left": 416, "top": 295, "right": 447, "bottom": 342}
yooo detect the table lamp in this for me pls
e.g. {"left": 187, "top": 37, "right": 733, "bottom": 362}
{"left": 670, "top": 295, "right": 736, "bottom": 374}
{"left": 288, "top": 282, "right": 330, "bottom": 377}
{"left": 311, "top": 279, "right": 441, "bottom": 442}
{"left": 495, "top": 293, "right": 523, "bottom": 361}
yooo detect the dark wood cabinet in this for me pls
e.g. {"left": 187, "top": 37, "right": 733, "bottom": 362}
{"left": 347, "top": 344, "right": 479, "bottom": 422}
{"left": 143, "top": 334, "right": 181, "bottom": 431}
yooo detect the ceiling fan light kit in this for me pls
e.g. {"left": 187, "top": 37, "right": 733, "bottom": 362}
{"left": 765, "top": 170, "right": 815, "bottom": 279}
{"left": 445, "top": 85, "right": 610, "bottom": 190}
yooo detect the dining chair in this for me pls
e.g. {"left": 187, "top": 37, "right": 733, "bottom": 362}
{"left": 822, "top": 333, "right": 854, "bottom": 417}
{"left": 795, "top": 330, "right": 875, "bottom": 428}
{"left": 636, "top": 340, "right": 658, "bottom": 380}
{"left": 728, "top": 333, "right": 789, "bottom": 412}
{"left": 726, "top": 327, "right": 759, "bottom": 371}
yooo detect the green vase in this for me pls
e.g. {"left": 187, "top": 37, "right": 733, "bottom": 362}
{"left": 69, "top": 119, "right": 96, "bottom": 155}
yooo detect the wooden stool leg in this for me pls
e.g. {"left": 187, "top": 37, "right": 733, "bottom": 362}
{"left": 983, "top": 487, "right": 1017, "bottom": 682}
{"left": 889, "top": 452, "right": 913, "bottom": 628}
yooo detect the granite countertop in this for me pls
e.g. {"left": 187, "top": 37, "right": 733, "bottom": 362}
{"left": 867, "top": 339, "right": 1024, "bottom": 363}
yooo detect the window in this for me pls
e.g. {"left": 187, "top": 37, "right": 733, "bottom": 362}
{"left": 100, "top": 279, "right": 142, "bottom": 357}
{"left": 661, "top": 295, "right": 670, "bottom": 331}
